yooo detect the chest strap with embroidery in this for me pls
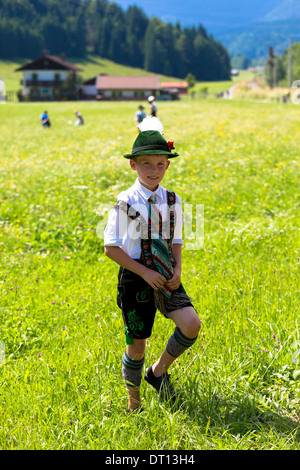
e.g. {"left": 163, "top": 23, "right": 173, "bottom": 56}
{"left": 114, "top": 191, "right": 176, "bottom": 268}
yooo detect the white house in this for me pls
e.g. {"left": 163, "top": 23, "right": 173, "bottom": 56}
{"left": 81, "top": 76, "right": 98, "bottom": 100}
{"left": 16, "top": 53, "right": 82, "bottom": 101}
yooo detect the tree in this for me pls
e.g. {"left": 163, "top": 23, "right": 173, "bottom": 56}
{"left": 277, "top": 42, "right": 300, "bottom": 87}
{"left": 175, "top": 28, "right": 196, "bottom": 77}
{"left": 41, "top": 17, "right": 69, "bottom": 56}
{"left": 144, "top": 19, "right": 176, "bottom": 75}
{"left": 106, "top": 4, "right": 128, "bottom": 63}
{"left": 97, "top": 2, "right": 128, "bottom": 63}
{"left": 85, "top": 0, "right": 108, "bottom": 52}
{"left": 185, "top": 73, "right": 196, "bottom": 89}
{"left": 125, "top": 6, "right": 148, "bottom": 68}
{"left": 58, "top": 72, "right": 78, "bottom": 100}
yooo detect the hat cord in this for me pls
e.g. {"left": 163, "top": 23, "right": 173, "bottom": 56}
{"left": 131, "top": 144, "right": 169, "bottom": 155}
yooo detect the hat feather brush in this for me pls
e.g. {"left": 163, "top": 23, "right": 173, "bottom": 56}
{"left": 138, "top": 116, "right": 164, "bottom": 134}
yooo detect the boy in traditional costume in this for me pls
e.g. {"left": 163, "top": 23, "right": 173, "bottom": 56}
{"left": 104, "top": 118, "right": 201, "bottom": 412}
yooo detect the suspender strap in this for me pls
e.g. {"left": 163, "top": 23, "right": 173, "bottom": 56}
{"left": 114, "top": 190, "right": 176, "bottom": 267}
{"left": 114, "top": 200, "right": 141, "bottom": 221}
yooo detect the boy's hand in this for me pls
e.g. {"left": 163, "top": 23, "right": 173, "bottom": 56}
{"left": 165, "top": 267, "right": 181, "bottom": 290}
{"left": 142, "top": 269, "right": 166, "bottom": 291}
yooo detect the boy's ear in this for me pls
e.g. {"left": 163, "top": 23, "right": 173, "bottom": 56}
{"left": 130, "top": 159, "right": 137, "bottom": 171}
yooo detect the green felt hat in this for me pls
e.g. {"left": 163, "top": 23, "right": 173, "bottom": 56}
{"left": 123, "top": 130, "right": 179, "bottom": 159}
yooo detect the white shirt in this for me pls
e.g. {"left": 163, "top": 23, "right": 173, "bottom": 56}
{"left": 104, "top": 178, "right": 184, "bottom": 259}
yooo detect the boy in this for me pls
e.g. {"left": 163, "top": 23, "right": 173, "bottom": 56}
{"left": 40, "top": 110, "right": 51, "bottom": 127}
{"left": 134, "top": 104, "right": 147, "bottom": 127}
{"left": 74, "top": 110, "right": 84, "bottom": 126}
{"left": 104, "top": 118, "right": 201, "bottom": 412}
{"left": 148, "top": 96, "right": 157, "bottom": 117}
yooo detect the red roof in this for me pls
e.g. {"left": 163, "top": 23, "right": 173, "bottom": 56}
{"left": 161, "top": 82, "right": 188, "bottom": 88}
{"left": 96, "top": 75, "right": 160, "bottom": 90}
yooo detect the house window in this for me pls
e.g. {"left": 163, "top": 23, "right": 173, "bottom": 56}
{"left": 30, "top": 89, "right": 40, "bottom": 100}
{"left": 32, "top": 73, "right": 38, "bottom": 81}
{"left": 54, "top": 73, "right": 60, "bottom": 81}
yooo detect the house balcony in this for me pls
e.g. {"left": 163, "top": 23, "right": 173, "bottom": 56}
{"left": 21, "top": 80, "right": 63, "bottom": 87}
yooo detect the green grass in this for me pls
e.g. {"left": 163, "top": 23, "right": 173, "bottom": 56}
{"left": 0, "top": 98, "right": 299, "bottom": 450}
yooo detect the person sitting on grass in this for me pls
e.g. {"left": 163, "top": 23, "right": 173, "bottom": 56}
{"left": 40, "top": 110, "right": 51, "bottom": 127}
{"left": 104, "top": 117, "right": 201, "bottom": 412}
{"left": 74, "top": 110, "right": 84, "bottom": 126}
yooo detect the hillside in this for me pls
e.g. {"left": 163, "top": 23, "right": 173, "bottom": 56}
{"left": 218, "top": 19, "right": 300, "bottom": 61}
{"left": 261, "top": 0, "right": 300, "bottom": 22}
{"left": 115, "top": 0, "right": 300, "bottom": 61}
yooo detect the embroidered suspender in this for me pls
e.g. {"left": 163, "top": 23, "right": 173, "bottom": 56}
{"left": 114, "top": 191, "right": 176, "bottom": 267}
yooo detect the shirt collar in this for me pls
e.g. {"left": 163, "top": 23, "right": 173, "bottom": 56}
{"left": 133, "top": 178, "right": 164, "bottom": 201}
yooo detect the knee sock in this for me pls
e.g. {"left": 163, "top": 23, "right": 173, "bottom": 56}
{"left": 166, "top": 327, "right": 198, "bottom": 358}
{"left": 122, "top": 352, "right": 145, "bottom": 388}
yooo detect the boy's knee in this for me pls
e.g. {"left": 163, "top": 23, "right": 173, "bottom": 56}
{"left": 185, "top": 313, "right": 201, "bottom": 338}
{"left": 192, "top": 317, "right": 201, "bottom": 334}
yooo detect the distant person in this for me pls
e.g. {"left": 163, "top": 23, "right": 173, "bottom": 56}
{"left": 0, "top": 78, "right": 5, "bottom": 103}
{"left": 134, "top": 105, "right": 147, "bottom": 128}
{"left": 75, "top": 110, "right": 84, "bottom": 126}
{"left": 148, "top": 95, "right": 158, "bottom": 117}
{"left": 40, "top": 110, "right": 51, "bottom": 127}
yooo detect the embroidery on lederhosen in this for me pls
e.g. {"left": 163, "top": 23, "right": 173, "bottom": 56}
{"left": 126, "top": 309, "right": 144, "bottom": 336}
{"left": 115, "top": 191, "right": 192, "bottom": 316}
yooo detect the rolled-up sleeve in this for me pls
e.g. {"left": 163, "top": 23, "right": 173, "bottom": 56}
{"left": 104, "top": 208, "right": 122, "bottom": 246}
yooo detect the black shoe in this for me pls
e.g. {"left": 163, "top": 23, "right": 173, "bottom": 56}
{"left": 126, "top": 406, "right": 145, "bottom": 414}
{"left": 144, "top": 366, "right": 177, "bottom": 402}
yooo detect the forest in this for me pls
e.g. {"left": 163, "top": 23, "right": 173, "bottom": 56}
{"left": 0, "top": 0, "right": 231, "bottom": 80}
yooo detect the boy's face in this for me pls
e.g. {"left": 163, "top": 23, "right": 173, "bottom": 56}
{"left": 130, "top": 154, "right": 170, "bottom": 191}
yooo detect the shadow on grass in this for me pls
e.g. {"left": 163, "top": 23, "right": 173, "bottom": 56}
{"left": 69, "top": 55, "right": 105, "bottom": 68}
{"left": 175, "top": 378, "right": 300, "bottom": 444}
{"left": 79, "top": 56, "right": 105, "bottom": 66}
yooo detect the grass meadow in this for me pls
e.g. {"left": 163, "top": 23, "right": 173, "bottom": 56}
{"left": 0, "top": 97, "right": 299, "bottom": 450}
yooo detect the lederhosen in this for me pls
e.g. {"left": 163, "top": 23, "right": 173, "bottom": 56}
{"left": 115, "top": 191, "right": 193, "bottom": 343}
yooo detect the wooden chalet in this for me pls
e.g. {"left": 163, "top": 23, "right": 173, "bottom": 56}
{"left": 16, "top": 53, "right": 82, "bottom": 101}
